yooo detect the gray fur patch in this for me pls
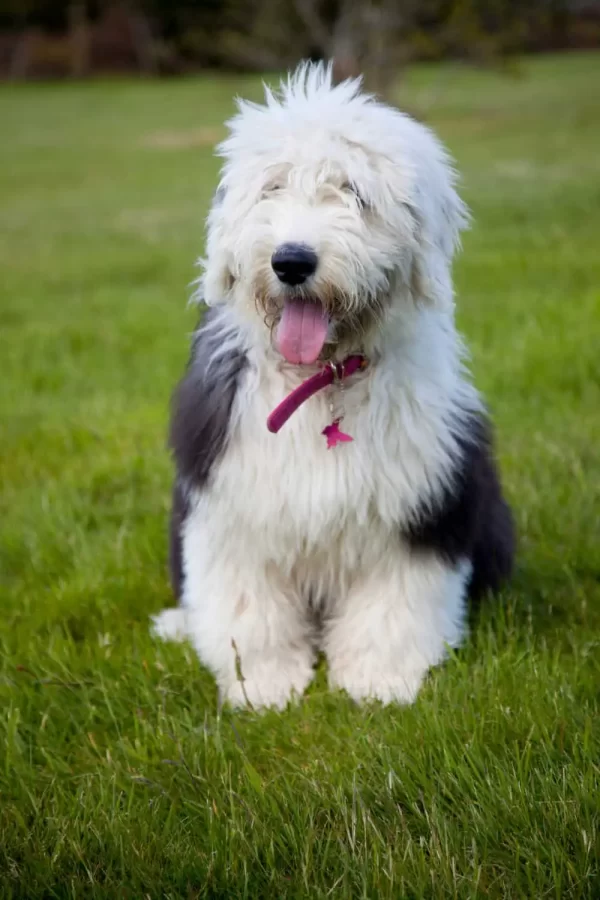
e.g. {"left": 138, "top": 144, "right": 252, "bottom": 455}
{"left": 402, "top": 413, "right": 515, "bottom": 600}
{"left": 169, "top": 306, "right": 247, "bottom": 487}
{"left": 168, "top": 307, "right": 247, "bottom": 598}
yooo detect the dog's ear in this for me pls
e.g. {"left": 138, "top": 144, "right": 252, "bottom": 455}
{"left": 409, "top": 167, "right": 469, "bottom": 310}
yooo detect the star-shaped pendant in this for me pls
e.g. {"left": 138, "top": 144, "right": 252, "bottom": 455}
{"left": 322, "top": 419, "right": 353, "bottom": 449}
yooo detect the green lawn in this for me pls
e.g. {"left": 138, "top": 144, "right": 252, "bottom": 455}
{"left": 1, "top": 53, "right": 599, "bottom": 898}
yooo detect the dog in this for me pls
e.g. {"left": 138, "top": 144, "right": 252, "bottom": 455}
{"left": 152, "top": 63, "right": 514, "bottom": 709}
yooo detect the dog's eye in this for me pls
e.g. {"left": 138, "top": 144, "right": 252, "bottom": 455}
{"left": 260, "top": 183, "right": 284, "bottom": 201}
{"left": 342, "top": 182, "right": 367, "bottom": 210}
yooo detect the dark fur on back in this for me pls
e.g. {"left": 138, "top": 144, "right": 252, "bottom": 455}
{"left": 403, "top": 416, "right": 515, "bottom": 599}
{"left": 168, "top": 308, "right": 247, "bottom": 598}
{"left": 169, "top": 308, "right": 247, "bottom": 487}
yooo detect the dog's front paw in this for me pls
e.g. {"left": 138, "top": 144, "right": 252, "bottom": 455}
{"left": 328, "top": 656, "right": 427, "bottom": 706}
{"left": 222, "top": 651, "right": 315, "bottom": 711}
{"left": 151, "top": 608, "right": 188, "bottom": 643}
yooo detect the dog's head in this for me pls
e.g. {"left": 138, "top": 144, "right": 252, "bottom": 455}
{"left": 201, "top": 62, "right": 468, "bottom": 364}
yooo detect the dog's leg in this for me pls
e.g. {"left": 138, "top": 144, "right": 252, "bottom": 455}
{"left": 324, "top": 547, "right": 470, "bottom": 705}
{"left": 187, "top": 572, "right": 315, "bottom": 710}
{"left": 180, "top": 542, "right": 316, "bottom": 710}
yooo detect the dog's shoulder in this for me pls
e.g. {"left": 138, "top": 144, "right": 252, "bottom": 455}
{"left": 169, "top": 306, "right": 247, "bottom": 488}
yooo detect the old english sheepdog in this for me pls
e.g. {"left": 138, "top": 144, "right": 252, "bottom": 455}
{"left": 152, "top": 63, "right": 515, "bottom": 708}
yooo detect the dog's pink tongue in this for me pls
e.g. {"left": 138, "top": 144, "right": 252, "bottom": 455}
{"left": 276, "top": 300, "right": 329, "bottom": 365}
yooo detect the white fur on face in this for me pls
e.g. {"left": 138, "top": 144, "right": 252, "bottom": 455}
{"left": 201, "top": 62, "right": 469, "bottom": 351}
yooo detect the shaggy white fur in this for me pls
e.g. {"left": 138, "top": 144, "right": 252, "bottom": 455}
{"left": 151, "top": 62, "right": 505, "bottom": 709}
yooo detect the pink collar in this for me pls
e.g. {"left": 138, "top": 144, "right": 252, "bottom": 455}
{"left": 267, "top": 355, "right": 368, "bottom": 434}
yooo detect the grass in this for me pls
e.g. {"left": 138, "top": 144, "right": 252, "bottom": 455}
{"left": 1, "top": 53, "right": 599, "bottom": 898}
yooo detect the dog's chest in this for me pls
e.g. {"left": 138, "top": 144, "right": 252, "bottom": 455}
{"left": 210, "top": 362, "right": 449, "bottom": 545}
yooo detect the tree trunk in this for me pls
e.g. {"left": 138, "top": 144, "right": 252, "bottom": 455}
{"left": 128, "top": 6, "right": 157, "bottom": 75}
{"left": 69, "top": 2, "right": 90, "bottom": 78}
{"left": 10, "top": 30, "right": 34, "bottom": 80}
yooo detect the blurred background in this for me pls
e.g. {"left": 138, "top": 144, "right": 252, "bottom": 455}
{"left": 1, "top": 1, "right": 599, "bottom": 91}
{"left": 1, "top": 7, "right": 599, "bottom": 892}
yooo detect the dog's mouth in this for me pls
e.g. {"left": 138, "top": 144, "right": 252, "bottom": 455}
{"left": 275, "top": 298, "right": 330, "bottom": 366}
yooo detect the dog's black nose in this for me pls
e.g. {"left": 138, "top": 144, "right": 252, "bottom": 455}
{"left": 271, "top": 243, "right": 318, "bottom": 286}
